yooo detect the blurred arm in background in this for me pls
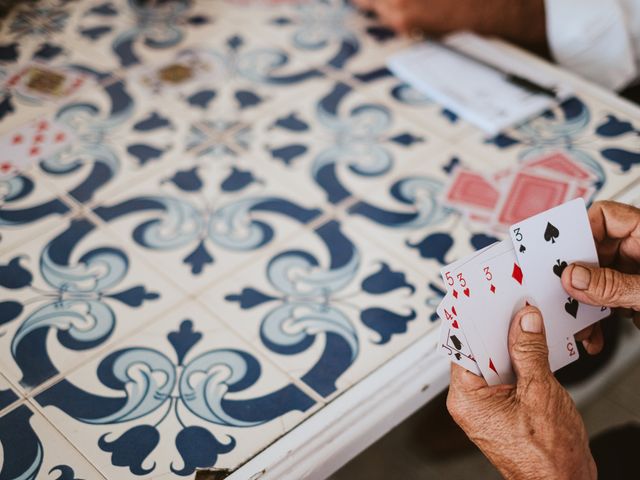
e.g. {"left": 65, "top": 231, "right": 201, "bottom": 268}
{"left": 354, "top": 0, "right": 640, "bottom": 91}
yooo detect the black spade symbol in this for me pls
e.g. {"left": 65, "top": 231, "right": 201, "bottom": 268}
{"left": 553, "top": 259, "right": 568, "bottom": 278}
{"left": 564, "top": 297, "right": 579, "bottom": 318}
{"left": 544, "top": 222, "right": 560, "bottom": 244}
{"left": 451, "top": 334, "right": 462, "bottom": 350}
{"left": 519, "top": 244, "right": 526, "bottom": 253}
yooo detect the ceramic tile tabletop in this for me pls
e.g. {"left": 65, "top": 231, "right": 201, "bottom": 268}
{"left": 1, "top": 0, "right": 639, "bottom": 478}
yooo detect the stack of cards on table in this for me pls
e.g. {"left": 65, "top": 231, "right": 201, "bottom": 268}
{"left": 438, "top": 198, "right": 610, "bottom": 385}
{"left": 441, "top": 151, "right": 597, "bottom": 233}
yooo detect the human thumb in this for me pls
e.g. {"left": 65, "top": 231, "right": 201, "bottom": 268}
{"left": 562, "top": 263, "right": 640, "bottom": 311}
{"left": 508, "top": 306, "right": 551, "bottom": 383}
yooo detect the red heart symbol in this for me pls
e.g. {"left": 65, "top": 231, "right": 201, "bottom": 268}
{"left": 463, "top": 288, "right": 470, "bottom": 297}
{"left": 452, "top": 320, "right": 459, "bottom": 329}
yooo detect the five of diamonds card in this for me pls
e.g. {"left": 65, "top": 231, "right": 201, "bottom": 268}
{"left": 438, "top": 198, "right": 610, "bottom": 385}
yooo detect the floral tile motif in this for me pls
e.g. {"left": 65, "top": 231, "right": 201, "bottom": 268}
{"left": 56, "top": 0, "right": 216, "bottom": 72}
{"left": 345, "top": 147, "right": 501, "bottom": 273}
{"left": 0, "top": 0, "right": 127, "bottom": 134}
{"left": 15, "top": 76, "right": 196, "bottom": 209}
{"left": 119, "top": 11, "right": 330, "bottom": 123}
{"left": 0, "top": 402, "right": 106, "bottom": 480}
{"left": 200, "top": 217, "right": 442, "bottom": 400}
{"left": 0, "top": 213, "right": 183, "bottom": 394}
{"left": 459, "top": 94, "right": 640, "bottom": 202}
{"left": 34, "top": 302, "right": 320, "bottom": 478}
{"left": 0, "top": 166, "right": 77, "bottom": 254}
{"left": 245, "top": 0, "right": 413, "bottom": 76}
{"left": 249, "top": 78, "right": 446, "bottom": 207}
{"left": 91, "top": 151, "right": 325, "bottom": 291}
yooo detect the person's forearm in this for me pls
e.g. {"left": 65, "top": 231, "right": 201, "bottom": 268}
{"left": 427, "top": 0, "right": 548, "bottom": 55}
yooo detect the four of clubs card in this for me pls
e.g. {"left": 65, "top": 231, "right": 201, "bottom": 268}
{"left": 438, "top": 199, "right": 609, "bottom": 385}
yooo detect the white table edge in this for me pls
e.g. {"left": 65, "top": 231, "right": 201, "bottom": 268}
{"left": 222, "top": 328, "right": 448, "bottom": 480}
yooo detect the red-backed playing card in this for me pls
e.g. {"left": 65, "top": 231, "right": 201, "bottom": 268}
{"left": 442, "top": 169, "right": 500, "bottom": 212}
{"left": 494, "top": 171, "right": 572, "bottom": 226}
{"left": 523, "top": 151, "right": 596, "bottom": 182}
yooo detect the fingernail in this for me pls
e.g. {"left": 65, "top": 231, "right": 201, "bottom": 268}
{"left": 571, "top": 265, "right": 591, "bottom": 290}
{"left": 521, "top": 311, "right": 543, "bottom": 333}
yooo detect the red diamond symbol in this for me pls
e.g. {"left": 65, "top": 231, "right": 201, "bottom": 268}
{"left": 451, "top": 305, "right": 457, "bottom": 316}
{"left": 12, "top": 134, "right": 22, "bottom": 145}
{"left": 0, "top": 162, "right": 12, "bottom": 172}
{"left": 29, "top": 146, "right": 40, "bottom": 156}
{"left": 512, "top": 263, "right": 523, "bottom": 285}
{"left": 490, "top": 284, "right": 496, "bottom": 294}
{"left": 453, "top": 290, "right": 458, "bottom": 299}
{"left": 489, "top": 359, "right": 498, "bottom": 375}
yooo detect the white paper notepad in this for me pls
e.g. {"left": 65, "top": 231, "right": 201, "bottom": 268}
{"left": 387, "top": 32, "right": 572, "bottom": 136}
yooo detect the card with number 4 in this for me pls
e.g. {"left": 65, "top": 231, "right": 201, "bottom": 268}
{"left": 438, "top": 294, "right": 482, "bottom": 376}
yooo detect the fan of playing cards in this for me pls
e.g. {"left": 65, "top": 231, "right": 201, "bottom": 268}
{"left": 438, "top": 198, "right": 610, "bottom": 385}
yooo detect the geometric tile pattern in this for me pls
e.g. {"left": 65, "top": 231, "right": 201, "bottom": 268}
{"left": 1, "top": 0, "right": 639, "bottom": 478}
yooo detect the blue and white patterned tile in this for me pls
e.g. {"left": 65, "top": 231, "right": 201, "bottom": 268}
{"left": 0, "top": 213, "right": 183, "bottom": 395}
{"left": 459, "top": 94, "right": 640, "bottom": 202}
{"left": 248, "top": 78, "right": 447, "bottom": 207}
{"left": 0, "top": 166, "right": 78, "bottom": 254}
{"left": 90, "top": 151, "right": 325, "bottom": 292}
{"left": 345, "top": 146, "right": 502, "bottom": 273}
{"left": 17, "top": 76, "right": 195, "bottom": 209}
{"left": 0, "top": 402, "right": 106, "bottom": 480}
{"left": 0, "top": 372, "right": 21, "bottom": 414}
{"left": 199, "top": 217, "right": 442, "bottom": 401}
{"left": 52, "top": 0, "right": 217, "bottom": 74}
{"left": 0, "top": 1, "right": 120, "bottom": 134}
{"left": 241, "top": 0, "right": 413, "bottom": 76}
{"left": 33, "top": 302, "right": 321, "bottom": 478}
{"left": 120, "top": 19, "right": 328, "bottom": 127}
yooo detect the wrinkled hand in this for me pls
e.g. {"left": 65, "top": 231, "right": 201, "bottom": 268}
{"left": 447, "top": 306, "right": 596, "bottom": 480}
{"left": 561, "top": 201, "right": 640, "bottom": 354}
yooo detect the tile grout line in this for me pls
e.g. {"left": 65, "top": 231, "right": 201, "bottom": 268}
{"left": 26, "top": 398, "right": 110, "bottom": 480}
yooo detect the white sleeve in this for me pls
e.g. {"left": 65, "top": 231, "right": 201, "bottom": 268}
{"left": 544, "top": 0, "right": 639, "bottom": 91}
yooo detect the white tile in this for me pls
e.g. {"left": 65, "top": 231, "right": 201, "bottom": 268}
{"left": 33, "top": 301, "right": 321, "bottom": 478}
{"left": 199, "top": 217, "right": 442, "bottom": 400}
{"left": 0, "top": 213, "right": 183, "bottom": 394}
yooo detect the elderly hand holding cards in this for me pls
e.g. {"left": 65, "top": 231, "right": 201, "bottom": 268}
{"left": 444, "top": 200, "right": 640, "bottom": 480}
